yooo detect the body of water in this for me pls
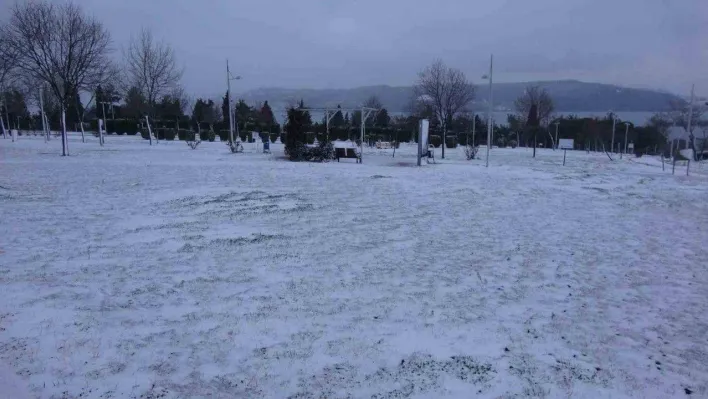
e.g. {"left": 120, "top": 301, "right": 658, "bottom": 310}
{"left": 274, "top": 109, "right": 655, "bottom": 127}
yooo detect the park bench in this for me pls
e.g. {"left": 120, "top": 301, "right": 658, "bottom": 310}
{"left": 335, "top": 147, "right": 360, "bottom": 163}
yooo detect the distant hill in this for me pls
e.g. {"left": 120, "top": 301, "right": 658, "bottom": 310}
{"left": 240, "top": 80, "right": 680, "bottom": 114}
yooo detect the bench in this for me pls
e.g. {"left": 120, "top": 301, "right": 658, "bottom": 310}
{"left": 335, "top": 147, "right": 360, "bottom": 163}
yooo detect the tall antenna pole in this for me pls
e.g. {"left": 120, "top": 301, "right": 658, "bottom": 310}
{"left": 485, "top": 54, "right": 493, "bottom": 168}
{"left": 227, "top": 59, "right": 234, "bottom": 145}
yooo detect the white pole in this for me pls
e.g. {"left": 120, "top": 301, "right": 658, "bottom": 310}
{"left": 611, "top": 114, "right": 616, "bottom": 154}
{"left": 485, "top": 54, "right": 493, "bottom": 168}
{"left": 227, "top": 60, "right": 234, "bottom": 145}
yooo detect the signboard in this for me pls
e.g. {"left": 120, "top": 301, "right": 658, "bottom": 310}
{"left": 559, "top": 138, "right": 574, "bottom": 150}
{"left": 628, "top": 143, "right": 634, "bottom": 150}
{"left": 419, "top": 119, "right": 429, "bottom": 150}
{"left": 417, "top": 119, "right": 430, "bottom": 166}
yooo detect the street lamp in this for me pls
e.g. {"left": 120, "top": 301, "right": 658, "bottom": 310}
{"left": 226, "top": 59, "right": 242, "bottom": 146}
{"left": 481, "top": 54, "right": 493, "bottom": 168}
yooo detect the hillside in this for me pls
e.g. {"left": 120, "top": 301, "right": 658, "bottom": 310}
{"left": 240, "top": 80, "right": 680, "bottom": 113}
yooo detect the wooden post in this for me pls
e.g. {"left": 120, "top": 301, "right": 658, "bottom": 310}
{"left": 563, "top": 149, "right": 567, "bottom": 166}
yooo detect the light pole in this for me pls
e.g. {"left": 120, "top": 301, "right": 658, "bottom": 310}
{"left": 226, "top": 60, "right": 242, "bottom": 146}
{"left": 621, "top": 122, "right": 630, "bottom": 159}
{"left": 482, "top": 54, "right": 493, "bottom": 168}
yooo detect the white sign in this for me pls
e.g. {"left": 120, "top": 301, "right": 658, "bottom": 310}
{"left": 419, "top": 119, "right": 429, "bottom": 151}
{"left": 628, "top": 143, "right": 634, "bottom": 150}
{"left": 559, "top": 138, "right": 574, "bottom": 150}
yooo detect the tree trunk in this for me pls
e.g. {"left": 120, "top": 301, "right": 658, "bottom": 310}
{"left": 0, "top": 115, "right": 6, "bottom": 140}
{"left": 80, "top": 122, "right": 85, "bottom": 143}
{"left": 146, "top": 115, "right": 153, "bottom": 146}
{"left": 442, "top": 126, "right": 446, "bottom": 159}
{"left": 61, "top": 107, "right": 68, "bottom": 156}
{"left": 532, "top": 134, "right": 537, "bottom": 158}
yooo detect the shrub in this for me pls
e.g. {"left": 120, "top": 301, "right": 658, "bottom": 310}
{"left": 509, "top": 140, "right": 518, "bottom": 148}
{"left": 155, "top": 128, "right": 166, "bottom": 140}
{"left": 445, "top": 137, "right": 457, "bottom": 149}
{"left": 115, "top": 131, "right": 125, "bottom": 136}
{"left": 429, "top": 135, "right": 442, "bottom": 148}
{"left": 164, "top": 129, "right": 176, "bottom": 141}
{"left": 269, "top": 134, "right": 278, "bottom": 143}
{"left": 218, "top": 130, "right": 229, "bottom": 142}
{"left": 140, "top": 129, "right": 150, "bottom": 140}
{"left": 198, "top": 130, "right": 215, "bottom": 142}
{"left": 465, "top": 145, "right": 478, "bottom": 160}
{"left": 305, "top": 132, "right": 315, "bottom": 145}
{"left": 177, "top": 129, "right": 191, "bottom": 141}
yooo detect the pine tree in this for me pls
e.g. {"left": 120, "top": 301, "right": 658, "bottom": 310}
{"left": 260, "top": 100, "right": 275, "bottom": 128}
{"left": 331, "top": 105, "right": 345, "bottom": 127}
{"left": 221, "top": 91, "right": 231, "bottom": 129}
{"left": 344, "top": 112, "right": 350, "bottom": 126}
{"left": 375, "top": 108, "right": 390, "bottom": 127}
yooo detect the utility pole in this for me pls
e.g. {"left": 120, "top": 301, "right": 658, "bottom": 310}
{"left": 226, "top": 60, "right": 242, "bottom": 146}
{"left": 485, "top": 54, "right": 493, "bottom": 168}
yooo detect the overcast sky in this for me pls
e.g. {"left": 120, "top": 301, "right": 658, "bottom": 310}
{"left": 20, "top": 0, "right": 708, "bottom": 96}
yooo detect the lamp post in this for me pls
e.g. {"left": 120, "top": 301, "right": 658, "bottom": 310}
{"left": 226, "top": 60, "right": 242, "bottom": 145}
{"left": 482, "top": 54, "right": 493, "bottom": 168}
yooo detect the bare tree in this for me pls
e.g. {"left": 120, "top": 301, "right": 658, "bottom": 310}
{"left": 414, "top": 60, "right": 475, "bottom": 159}
{"left": 514, "top": 85, "right": 555, "bottom": 127}
{"left": 0, "top": 29, "right": 20, "bottom": 139}
{"left": 124, "top": 28, "right": 182, "bottom": 118}
{"left": 1, "top": 2, "right": 113, "bottom": 155}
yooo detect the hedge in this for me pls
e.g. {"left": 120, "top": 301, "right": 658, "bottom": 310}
{"left": 429, "top": 135, "right": 442, "bottom": 148}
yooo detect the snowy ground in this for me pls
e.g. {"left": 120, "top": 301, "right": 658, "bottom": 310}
{"left": 1, "top": 135, "right": 708, "bottom": 398}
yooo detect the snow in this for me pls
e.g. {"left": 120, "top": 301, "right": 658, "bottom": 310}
{"left": 2, "top": 134, "right": 708, "bottom": 398}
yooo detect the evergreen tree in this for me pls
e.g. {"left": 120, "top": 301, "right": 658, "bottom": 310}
{"left": 331, "top": 105, "right": 345, "bottom": 127}
{"left": 375, "top": 108, "right": 390, "bottom": 127}
{"left": 285, "top": 101, "right": 311, "bottom": 160}
{"left": 260, "top": 100, "right": 275, "bottom": 128}
{"left": 124, "top": 86, "right": 146, "bottom": 121}
{"left": 344, "top": 112, "right": 350, "bottom": 126}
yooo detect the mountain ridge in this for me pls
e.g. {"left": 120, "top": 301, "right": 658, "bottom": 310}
{"left": 237, "top": 80, "right": 680, "bottom": 113}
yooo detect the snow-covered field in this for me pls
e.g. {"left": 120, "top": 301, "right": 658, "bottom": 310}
{"left": 1, "top": 135, "right": 708, "bottom": 398}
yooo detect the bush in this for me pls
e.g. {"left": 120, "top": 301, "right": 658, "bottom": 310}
{"left": 465, "top": 145, "right": 478, "bottom": 160}
{"left": 115, "top": 131, "right": 125, "bottom": 136}
{"left": 509, "top": 140, "right": 518, "bottom": 148}
{"left": 218, "top": 130, "right": 229, "bottom": 142}
{"left": 429, "top": 135, "right": 442, "bottom": 148}
{"left": 164, "top": 129, "right": 176, "bottom": 141}
{"left": 140, "top": 129, "right": 150, "bottom": 140}
{"left": 269, "top": 134, "right": 278, "bottom": 143}
{"left": 199, "top": 130, "right": 215, "bottom": 142}
{"left": 305, "top": 132, "right": 315, "bottom": 145}
{"left": 445, "top": 137, "right": 457, "bottom": 149}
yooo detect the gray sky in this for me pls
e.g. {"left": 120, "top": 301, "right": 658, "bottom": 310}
{"left": 46, "top": 0, "right": 708, "bottom": 96}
